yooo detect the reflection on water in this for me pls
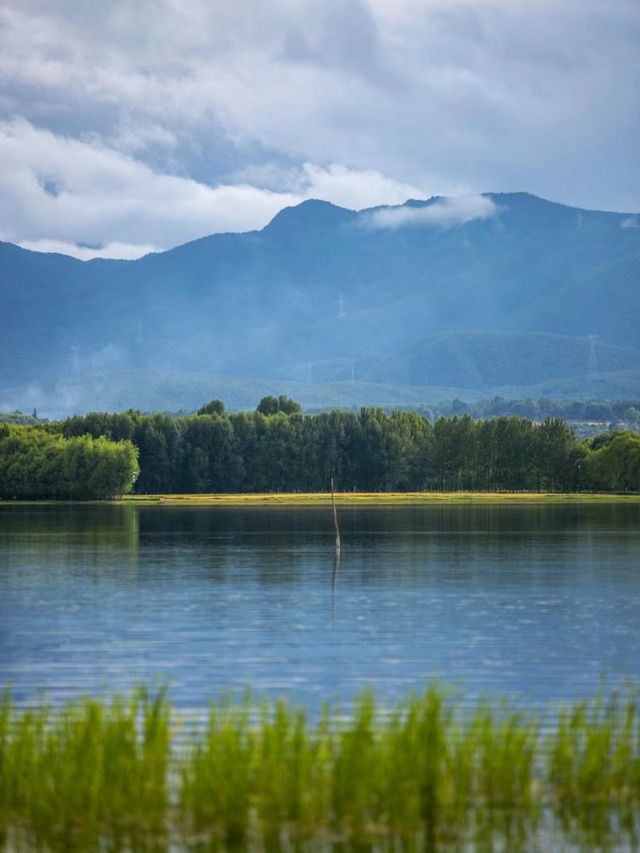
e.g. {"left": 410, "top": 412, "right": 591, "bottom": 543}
{"left": 1, "top": 503, "right": 640, "bottom": 711}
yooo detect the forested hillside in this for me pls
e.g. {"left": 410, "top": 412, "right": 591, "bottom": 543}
{"left": 1, "top": 192, "right": 639, "bottom": 416}
{"left": 359, "top": 332, "right": 640, "bottom": 389}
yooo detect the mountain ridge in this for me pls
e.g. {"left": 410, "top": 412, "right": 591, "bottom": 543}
{"left": 3, "top": 190, "right": 635, "bottom": 263}
{"left": 1, "top": 192, "right": 639, "bottom": 414}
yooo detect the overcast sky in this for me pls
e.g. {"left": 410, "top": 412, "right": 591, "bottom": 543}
{"left": 0, "top": 0, "right": 638, "bottom": 259}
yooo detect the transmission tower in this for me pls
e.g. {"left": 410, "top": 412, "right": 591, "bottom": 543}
{"left": 338, "top": 293, "right": 346, "bottom": 319}
{"left": 587, "top": 335, "right": 599, "bottom": 380}
{"left": 71, "top": 346, "right": 81, "bottom": 375}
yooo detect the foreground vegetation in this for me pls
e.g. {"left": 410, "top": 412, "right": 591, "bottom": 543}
{"left": 1, "top": 685, "right": 640, "bottom": 850}
{"left": 2, "top": 395, "right": 640, "bottom": 499}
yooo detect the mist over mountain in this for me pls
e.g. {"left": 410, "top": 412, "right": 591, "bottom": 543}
{"left": 1, "top": 192, "right": 639, "bottom": 415}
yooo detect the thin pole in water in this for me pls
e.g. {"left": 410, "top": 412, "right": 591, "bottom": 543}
{"left": 331, "top": 477, "right": 341, "bottom": 555}
{"left": 331, "top": 477, "right": 341, "bottom": 620}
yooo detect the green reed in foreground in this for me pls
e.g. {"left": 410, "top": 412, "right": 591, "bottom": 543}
{"left": 1, "top": 685, "right": 639, "bottom": 850}
{"left": 0, "top": 688, "right": 170, "bottom": 850}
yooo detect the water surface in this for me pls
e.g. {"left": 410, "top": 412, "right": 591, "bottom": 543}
{"left": 1, "top": 503, "right": 639, "bottom": 710}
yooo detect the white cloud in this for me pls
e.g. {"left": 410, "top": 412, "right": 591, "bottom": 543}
{"left": 0, "top": 119, "right": 425, "bottom": 258}
{"left": 366, "top": 194, "right": 499, "bottom": 230}
{"left": 108, "top": 120, "right": 179, "bottom": 156}
{"left": 15, "top": 239, "right": 161, "bottom": 261}
{"left": 234, "top": 162, "right": 424, "bottom": 209}
{"left": 621, "top": 215, "right": 639, "bottom": 229}
{"left": 0, "top": 119, "right": 291, "bottom": 252}
{"left": 298, "top": 163, "right": 421, "bottom": 209}
{"left": 0, "top": 0, "right": 638, "bottom": 240}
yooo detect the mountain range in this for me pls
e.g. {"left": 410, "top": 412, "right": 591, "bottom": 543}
{"left": 1, "top": 192, "right": 639, "bottom": 416}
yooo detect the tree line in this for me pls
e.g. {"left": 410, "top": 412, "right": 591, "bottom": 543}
{"left": 2, "top": 397, "right": 638, "bottom": 499}
{"left": 0, "top": 423, "right": 139, "bottom": 500}
{"left": 400, "top": 397, "right": 640, "bottom": 424}
{"left": 44, "top": 396, "right": 640, "bottom": 495}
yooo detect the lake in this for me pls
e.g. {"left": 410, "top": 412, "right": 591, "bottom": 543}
{"left": 1, "top": 502, "right": 639, "bottom": 711}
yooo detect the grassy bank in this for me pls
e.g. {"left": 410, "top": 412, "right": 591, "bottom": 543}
{"left": 1, "top": 686, "right": 639, "bottom": 850}
{"left": 121, "top": 490, "right": 640, "bottom": 506}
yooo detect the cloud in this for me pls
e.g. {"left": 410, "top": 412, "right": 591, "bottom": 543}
{"left": 0, "top": 0, "right": 638, "bottom": 243}
{"left": 0, "top": 119, "right": 424, "bottom": 258}
{"left": 621, "top": 215, "right": 639, "bottom": 229}
{"left": 233, "top": 162, "right": 423, "bottom": 209}
{"left": 366, "top": 195, "right": 499, "bottom": 230}
{"left": 15, "top": 239, "right": 161, "bottom": 261}
{"left": 0, "top": 119, "right": 298, "bottom": 254}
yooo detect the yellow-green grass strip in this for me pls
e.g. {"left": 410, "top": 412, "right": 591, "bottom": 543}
{"left": 120, "top": 491, "right": 640, "bottom": 507}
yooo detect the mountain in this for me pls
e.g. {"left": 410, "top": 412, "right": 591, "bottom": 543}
{"left": 0, "top": 371, "right": 483, "bottom": 421}
{"left": 1, "top": 192, "right": 639, "bottom": 415}
{"left": 358, "top": 331, "right": 640, "bottom": 389}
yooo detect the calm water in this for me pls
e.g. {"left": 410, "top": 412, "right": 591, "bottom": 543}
{"left": 1, "top": 502, "right": 640, "bottom": 710}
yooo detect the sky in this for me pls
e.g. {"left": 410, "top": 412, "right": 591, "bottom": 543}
{"left": 0, "top": 0, "right": 638, "bottom": 259}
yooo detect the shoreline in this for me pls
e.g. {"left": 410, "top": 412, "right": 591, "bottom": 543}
{"left": 122, "top": 491, "right": 640, "bottom": 506}
{"left": 2, "top": 491, "right": 640, "bottom": 507}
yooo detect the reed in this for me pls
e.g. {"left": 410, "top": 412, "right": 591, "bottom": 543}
{"left": 548, "top": 690, "right": 640, "bottom": 843}
{"left": 0, "top": 687, "right": 170, "bottom": 850}
{"left": 1, "top": 685, "right": 639, "bottom": 850}
{"left": 179, "top": 695, "right": 255, "bottom": 845}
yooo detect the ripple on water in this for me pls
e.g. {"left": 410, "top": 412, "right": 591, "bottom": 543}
{"left": 1, "top": 502, "right": 639, "bottom": 712}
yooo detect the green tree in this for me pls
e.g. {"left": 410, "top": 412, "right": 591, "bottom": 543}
{"left": 256, "top": 396, "right": 279, "bottom": 416}
{"left": 277, "top": 395, "right": 301, "bottom": 415}
{"left": 197, "top": 399, "right": 225, "bottom": 417}
{"left": 256, "top": 396, "right": 301, "bottom": 416}
{"left": 586, "top": 431, "right": 640, "bottom": 491}
{"left": 0, "top": 424, "right": 138, "bottom": 500}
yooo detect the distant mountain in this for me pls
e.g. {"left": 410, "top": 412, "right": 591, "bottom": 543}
{"left": 1, "top": 192, "right": 639, "bottom": 415}
{"left": 359, "top": 331, "right": 640, "bottom": 389}
{"left": 0, "top": 370, "right": 484, "bottom": 421}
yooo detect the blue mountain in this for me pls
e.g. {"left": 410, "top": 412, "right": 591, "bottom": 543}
{"left": 1, "top": 192, "right": 639, "bottom": 413}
